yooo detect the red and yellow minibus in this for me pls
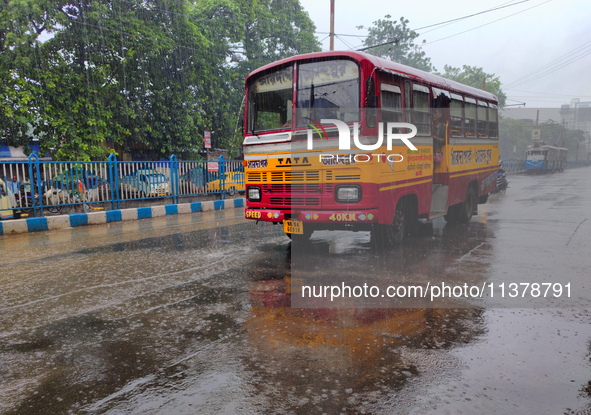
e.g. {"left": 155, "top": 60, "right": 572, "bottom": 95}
{"left": 243, "top": 51, "right": 499, "bottom": 243}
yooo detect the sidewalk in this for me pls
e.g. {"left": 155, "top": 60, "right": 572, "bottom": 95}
{"left": 0, "top": 198, "right": 245, "bottom": 236}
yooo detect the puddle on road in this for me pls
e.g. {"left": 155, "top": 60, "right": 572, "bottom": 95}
{"left": 1, "top": 170, "right": 591, "bottom": 414}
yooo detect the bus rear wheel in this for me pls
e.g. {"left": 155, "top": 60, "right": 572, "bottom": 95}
{"left": 458, "top": 186, "right": 476, "bottom": 223}
{"left": 445, "top": 186, "right": 476, "bottom": 224}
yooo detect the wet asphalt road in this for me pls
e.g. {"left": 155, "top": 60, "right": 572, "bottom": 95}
{"left": 1, "top": 168, "right": 590, "bottom": 414}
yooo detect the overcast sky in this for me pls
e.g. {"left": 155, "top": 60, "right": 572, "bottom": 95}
{"left": 298, "top": 0, "right": 591, "bottom": 108}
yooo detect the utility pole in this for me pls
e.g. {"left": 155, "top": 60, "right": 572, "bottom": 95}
{"left": 561, "top": 120, "right": 565, "bottom": 148}
{"left": 330, "top": 0, "right": 335, "bottom": 51}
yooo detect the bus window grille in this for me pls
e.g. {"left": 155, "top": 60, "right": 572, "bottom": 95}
{"left": 291, "top": 172, "right": 305, "bottom": 182}
{"left": 291, "top": 198, "right": 304, "bottom": 205}
{"left": 305, "top": 198, "right": 320, "bottom": 206}
{"left": 270, "top": 197, "right": 284, "bottom": 205}
{"left": 306, "top": 171, "right": 320, "bottom": 181}
{"left": 248, "top": 172, "right": 262, "bottom": 182}
{"left": 306, "top": 184, "right": 321, "bottom": 193}
{"left": 291, "top": 184, "right": 305, "bottom": 193}
{"left": 335, "top": 174, "right": 361, "bottom": 181}
{"left": 269, "top": 184, "right": 283, "bottom": 193}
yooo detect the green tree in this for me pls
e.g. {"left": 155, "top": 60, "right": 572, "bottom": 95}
{"left": 499, "top": 118, "right": 534, "bottom": 159}
{"left": 0, "top": 0, "right": 63, "bottom": 147}
{"left": 498, "top": 117, "right": 586, "bottom": 160}
{"left": 539, "top": 120, "right": 586, "bottom": 157}
{"left": 37, "top": 0, "right": 212, "bottom": 160}
{"left": 438, "top": 65, "right": 507, "bottom": 107}
{"left": 357, "top": 16, "right": 434, "bottom": 72}
{"left": 1, "top": 0, "right": 319, "bottom": 160}
{"left": 189, "top": 0, "right": 320, "bottom": 154}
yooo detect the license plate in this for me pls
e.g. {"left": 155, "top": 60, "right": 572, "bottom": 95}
{"left": 284, "top": 220, "right": 303, "bottom": 235}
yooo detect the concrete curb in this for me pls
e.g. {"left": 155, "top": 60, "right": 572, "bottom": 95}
{"left": 0, "top": 198, "right": 245, "bottom": 236}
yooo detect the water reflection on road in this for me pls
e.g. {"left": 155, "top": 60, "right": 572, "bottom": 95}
{"left": 0, "top": 168, "right": 590, "bottom": 414}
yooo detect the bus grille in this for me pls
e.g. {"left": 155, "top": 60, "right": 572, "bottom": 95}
{"left": 247, "top": 172, "right": 267, "bottom": 182}
{"left": 326, "top": 169, "right": 361, "bottom": 181}
{"left": 269, "top": 197, "right": 320, "bottom": 206}
{"left": 263, "top": 170, "right": 320, "bottom": 183}
{"left": 264, "top": 184, "right": 320, "bottom": 193}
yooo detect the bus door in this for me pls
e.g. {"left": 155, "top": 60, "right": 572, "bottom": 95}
{"left": 432, "top": 88, "right": 452, "bottom": 183}
{"left": 429, "top": 89, "right": 452, "bottom": 218}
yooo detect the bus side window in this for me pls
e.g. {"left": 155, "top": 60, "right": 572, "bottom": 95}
{"left": 488, "top": 105, "right": 499, "bottom": 138}
{"left": 450, "top": 96, "right": 463, "bottom": 137}
{"left": 477, "top": 101, "right": 488, "bottom": 137}
{"left": 412, "top": 84, "right": 431, "bottom": 136}
{"left": 404, "top": 81, "right": 411, "bottom": 123}
{"left": 464, "top": 98, "right": 477, "bottom": 137}
{"left": 380, "top": 84, "right": 402, "bottom": 123}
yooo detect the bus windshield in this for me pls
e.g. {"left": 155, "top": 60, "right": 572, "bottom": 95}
{"left": 246, "top": 59, "right": 360, "bottom": 134}
{"left": 296, "top": 60, "right": 360, "bottom": 126}
{"left": 247, "top": 66, "right": 293, "bottom": 133}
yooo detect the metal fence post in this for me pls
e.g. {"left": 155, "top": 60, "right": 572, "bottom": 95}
{"left": 170, "top": 154, "right": 178, "bottom": 204}
{"left": 27, "top": 152, "right": 44, "bottom": 217}
{"left": 219, "top": 155, "right": 225, "bottom": 200}
{"left": 108, "top": 154, "right": 120, "bottom": 210}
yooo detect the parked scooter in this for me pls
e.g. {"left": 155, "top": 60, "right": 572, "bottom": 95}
{"left": 493, "top": 166, "right": 509, "bottom": 193}
{"left": 15, "top": 180, "right": 42, "bottom": 213}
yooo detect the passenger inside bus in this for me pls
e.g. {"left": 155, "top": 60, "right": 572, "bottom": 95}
{"left": 432, "top": 94, "right": 450, "bottom": 164}
{"left": 432, "top": 108, "right": 447, "bottom": 163}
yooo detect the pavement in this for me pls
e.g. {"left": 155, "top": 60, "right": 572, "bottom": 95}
{"left": 0, "top": 198, "right": 245, "bottom": 236}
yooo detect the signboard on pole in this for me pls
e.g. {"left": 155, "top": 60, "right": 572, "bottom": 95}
{"left": 204, "top": 130, "right": 211, "bottom": 148}
{"left": 207, "top": 161, "right": 219, "bottom": 173}
{"left": 532, "top": 129, "right": 541, "bottom": 140}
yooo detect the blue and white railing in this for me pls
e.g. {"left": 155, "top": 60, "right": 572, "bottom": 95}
{"left": 0, "top": 153, "right": 244, "bottom": 218}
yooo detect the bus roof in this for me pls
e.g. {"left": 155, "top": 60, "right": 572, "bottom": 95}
{"left": 246, "top": 51, "right": 499, "bottom": 104}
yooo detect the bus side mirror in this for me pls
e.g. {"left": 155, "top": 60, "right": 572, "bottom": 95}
{"left": 366, "top": 95, "right": 378, "bottom": 128}
{"left": 366, "top": 95, "right": 378, "bottom": 108}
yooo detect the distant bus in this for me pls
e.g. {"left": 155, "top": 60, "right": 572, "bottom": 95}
{"left": 524, "top": 144, "right": 567, "bottom": 173}
{"left": 242, "top": 51, "right": 499, "bottom": 243}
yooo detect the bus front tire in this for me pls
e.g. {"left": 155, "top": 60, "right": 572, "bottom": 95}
{"left": 373, "top": 202, "right": 415, "bottom": 246}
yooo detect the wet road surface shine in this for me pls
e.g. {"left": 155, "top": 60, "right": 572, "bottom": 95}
{"left": 0, "top": 169, "right": 590, "bottom": 414}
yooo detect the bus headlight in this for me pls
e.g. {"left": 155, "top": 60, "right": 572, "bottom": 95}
{"left": 335, "top": 185, "right": 362, "bottom": 203}
{"left": 247, "top": 186, "right": 261, "bottom": 202}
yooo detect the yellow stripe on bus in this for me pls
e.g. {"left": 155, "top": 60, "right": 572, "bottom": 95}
{"left": 449, "top": 168, "right": 497, "bottom": 179}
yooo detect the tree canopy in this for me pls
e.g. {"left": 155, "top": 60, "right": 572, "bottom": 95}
{"left": 358, "top": 16, "right": 434, "bottom": 72}
{"left": 359, "top": 16, "right": 508, "bottom": 108}
{"left": 438, "top": 65, "right": 507, "bottom": 107}
{"left": 2, "top": 5, "right": 518, "bottom": 161}
{"left": 0, "top": 0, "right": 319, "bottom": 160}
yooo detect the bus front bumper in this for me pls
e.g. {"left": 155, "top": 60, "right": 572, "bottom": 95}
{"left": 245, "top": 208, "right": 380, "bottom": 225}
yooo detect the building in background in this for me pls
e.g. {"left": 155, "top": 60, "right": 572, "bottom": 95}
{"left": 561, "top": 99, "right": 591, "bottom": 161}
